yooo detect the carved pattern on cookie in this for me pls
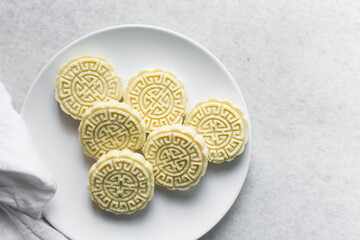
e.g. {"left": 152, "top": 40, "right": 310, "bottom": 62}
{"left": 124, "top": 69, "right": 188, "bottom": 131}
{"left": 88, "top": 150, "right": 154, "bottom": 214}
{"left": 79, "top": 101, "right": 146, "bottom": 160}
{"left": 55, "top": 55, "right": 122, "bottom": 119}
{"left": 142, "top": 125, "right": 207, "bottom": 190}
{"left": 184, "top": 99, "right": 248, "bottom": 163}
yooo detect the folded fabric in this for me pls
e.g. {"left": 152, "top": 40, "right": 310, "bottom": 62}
{"left": 0, "top": 82, "right": 66, "bottom": 239}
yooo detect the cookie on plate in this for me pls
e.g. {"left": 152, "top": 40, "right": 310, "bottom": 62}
{"left": 124, "top": 69, "right": 188, "bottom": 132}
{"left": 142, "top": 124, "right": 207, "bottom": 190}
{"left": 55, "top": 55, "right": 122, "bottom": 120}
{"left": 78, "top": 100, "right": 146, "bottom": 160}
{"left": 184, "top": 99, "right": 248, "bottom": 163}
{"left": 88, "top": 149, "right": 154, "bottom": 214}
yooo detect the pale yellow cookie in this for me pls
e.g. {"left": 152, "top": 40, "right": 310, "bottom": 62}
{"left": 124, "top": 69, "right": 188, "bottom": 132}
{"left": 79, "top": 100, "right": 146, "bottom": 160}
{"left": 142, "top": 124, "right": 207, "bottom": 190}
{"left": 88, "top": 149, "right": 154, "bottom": 214}
{"left": 184, "top": 99, "right": 248, "bottom": 163}
{"left": 55, "top": 55, "right": 122, "bottom": 120}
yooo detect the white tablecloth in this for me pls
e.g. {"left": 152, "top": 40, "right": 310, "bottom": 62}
{"left": 0, "top": 82, "right": 66, "bottom": 240}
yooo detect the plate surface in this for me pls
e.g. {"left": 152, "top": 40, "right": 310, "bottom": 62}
{"left": 21, "top": 25, "right": 251, "bottom": 240}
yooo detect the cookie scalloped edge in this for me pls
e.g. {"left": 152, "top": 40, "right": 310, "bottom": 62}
{"left": 54, "top": 55, "right": 123, "bottom": 120}
{"left": 78, "top": 100, "right": 146, "bottom": 160}
{"left": 142, "top": 124, "right": 208, "bottom": 190}
{"left": 87, "top": 149, "right": 154, "bottom": 214}
{"left": 184, "top": 98, "right": 249, "bottom": 163}
{"left": 123, "top": 69, "right": 189, "bottom": 131}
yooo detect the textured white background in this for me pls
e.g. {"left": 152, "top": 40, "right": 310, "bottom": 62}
{"left": 1, "top": 0, "right": 360, "bottom": 239}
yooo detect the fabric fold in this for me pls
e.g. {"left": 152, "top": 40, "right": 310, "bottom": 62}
{"left": 0, "top": 81, "right": 66, "bottom": 239}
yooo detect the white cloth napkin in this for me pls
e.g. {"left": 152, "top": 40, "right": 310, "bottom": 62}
{"left": 0, "top": 82, "right": 66, "bottom": 240}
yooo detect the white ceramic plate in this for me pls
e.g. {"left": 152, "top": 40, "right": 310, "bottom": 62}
{"left": 21, "top": 25, "right": 251, "bottom": 240}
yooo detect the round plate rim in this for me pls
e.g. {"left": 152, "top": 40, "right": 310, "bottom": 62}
{"left": 20, "top": 24, "right": 252, "bottom": 240}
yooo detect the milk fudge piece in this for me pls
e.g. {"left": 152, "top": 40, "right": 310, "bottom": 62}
{"left": 78, "top": 100, "right": 146, "bottom": 160}
{"left": 142, "top": 124, "right": 207, "bottom": 190}
{"left": 124, "top": 69, "right": 188, "bottom": 132}
{"left": 55, "top": 55, "right": 122, "bottom": 119}
{"left": 88, "top": 149, "right": 154, "bottom": 214}
{"left": 184, "top": 99, "right": 248, "bottom": 163}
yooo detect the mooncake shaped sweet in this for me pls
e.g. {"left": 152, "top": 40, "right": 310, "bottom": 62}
{"left": 79, "top": 100, "right": 146, "bottom": 160}
{"left": 184, "top": 99, "right": 248, "bottom": 163}
{"left": 124, "top": 69, "right": 188, "bottom": 132}
{"left": 142, "top": 124, "right": 207, "bottom": 190}
{"left": 88, "top": 149, "right": 154, "bottom": 214}
{"left": 55, "top": 55, "right": 122, "bottom": 120}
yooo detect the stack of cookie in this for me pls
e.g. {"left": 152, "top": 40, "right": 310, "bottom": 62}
{"left": 55, "top": 56, "right": 248, "bottom": 215}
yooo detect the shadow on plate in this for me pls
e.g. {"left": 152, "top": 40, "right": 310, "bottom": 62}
{"left": 83, "top": 154, "right": 95, "bottom": 168}
{"left": 89, "top": 197, "right": 152, "bottom": 221}
{"left": 155, "top": 173, "right": 206, "bottom": 202}
{"left": 57, "top": 105, "right": 79, "bottom": 132}
{"left": 206, "top": 146, "right": 250, "bottom": 173}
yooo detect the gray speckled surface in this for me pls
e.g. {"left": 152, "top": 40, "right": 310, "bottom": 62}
{"left": 1, "top": 0, "right": 360, "bottom": 239}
